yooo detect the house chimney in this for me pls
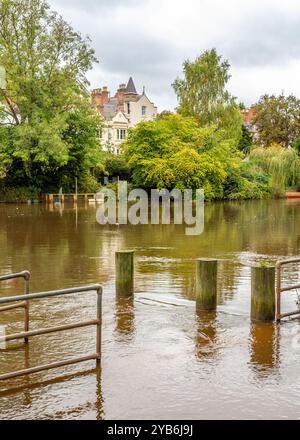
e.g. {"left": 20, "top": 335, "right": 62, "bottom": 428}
{"left": 116, "top": 84, "right": 126, "bottom": 110}
{"left": 91, "top": 86, "right": 110, "bottom": 114}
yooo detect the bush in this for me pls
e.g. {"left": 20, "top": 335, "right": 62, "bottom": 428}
{"left": 0, "top": 185, "right": 40, "bottom": 202}
{"left": 104, "top": 154, "right": 131, "bottom": 180}
{"left": 224, "top": 162, "right": 270, "bottom": 200}
{"left": 249, "top": 145, "right": 300, "bottom": 195}
{"left": 123, "top": 114, "right": 246, "bottom": 200}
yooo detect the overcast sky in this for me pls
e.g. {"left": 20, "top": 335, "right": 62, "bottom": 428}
{"left": 50, "top": 0, "right": 300, "bottom": 112}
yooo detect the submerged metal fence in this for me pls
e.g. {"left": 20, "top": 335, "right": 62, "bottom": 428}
{"left": 0, "top": 271, "right": 30, "bottom": 341}
{"left": 0, "top": 272, "right": 102, "bottom": 381}
{"left": 276, "top": 258, "right": 300, "bottom": 321}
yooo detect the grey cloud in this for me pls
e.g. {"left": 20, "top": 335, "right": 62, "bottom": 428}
{"left": 51, "top": 0, "right": 140, "bottom": 13}
{"left": 48, "top": 0, "right": 300, "bottom": 109}
{"left": 218, "top": 9, "right": 300, "bottom": 67}
{"left": 94, "top": 32, "right": 176, "bottom": 76}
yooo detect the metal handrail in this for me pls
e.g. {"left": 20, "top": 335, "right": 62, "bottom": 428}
{"left": 276, "top": 258, "right": 300, "bottom": 321}
{"left": 0, "top": 271, "right": 30, "bottom": 340}
{"left": 0, "top": 282, "right": 102, "bottom": 381}
{"left": 0, "top": 270, "right": 30, "bottom": 282}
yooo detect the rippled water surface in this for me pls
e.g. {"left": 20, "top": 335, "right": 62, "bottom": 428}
{"left": 0, "top": 199, "right": 300, "bottom": 419}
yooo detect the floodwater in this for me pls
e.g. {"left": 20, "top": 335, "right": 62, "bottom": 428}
{"left": 0, "top": 199, "right": 300, "bottom": 420}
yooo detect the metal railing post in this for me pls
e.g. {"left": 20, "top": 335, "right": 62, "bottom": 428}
{"left": 276, "top": 262, "right": 282, "bottom": 322}
{"left": 96, "top": 287, "right": 102, "bottom": 366}
{"left": 24, "top": 271, "right": 30, "bottom": 342}
{"left": 275, "top": 258, "right": 300, "bottom": 322}
{"left": 0, "top": 282, "right": 103, "bottom": 380}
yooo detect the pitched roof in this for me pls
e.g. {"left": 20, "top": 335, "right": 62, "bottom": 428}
{"left": 103, "top": 99, "right": 118, "bottom": 118}
{"left": 125, "top": 77, "right": 137, "bottom": 94}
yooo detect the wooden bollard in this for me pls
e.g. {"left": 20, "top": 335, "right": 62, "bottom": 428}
{"left": 251, "top": 263, "right": 275, "bottom": 321}
{"left": 115, "top": 251, "right": 134, "bottom": 297}
{"left": 196, "top": 258, "right": 218, "bottom": 310}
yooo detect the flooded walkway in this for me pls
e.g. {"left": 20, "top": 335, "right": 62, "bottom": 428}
{"left": 0, "top": 200, "right": 300, "bottom": 419}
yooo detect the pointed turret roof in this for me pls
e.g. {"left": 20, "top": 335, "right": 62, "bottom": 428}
{"left": 125, "top": 77, "right": 137, "bottom": 94}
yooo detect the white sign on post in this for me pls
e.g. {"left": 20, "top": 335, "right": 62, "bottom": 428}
{"left": 0, "top": 65, "right": 6, "bottom": 90}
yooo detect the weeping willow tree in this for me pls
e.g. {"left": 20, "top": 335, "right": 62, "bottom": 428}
{"left": 249, "top": 145, "right": 300, "bottom": 196}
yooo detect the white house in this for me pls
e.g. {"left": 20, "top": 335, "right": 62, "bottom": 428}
{"left": 92, "top": 77, "right": 157, "bottom": 154}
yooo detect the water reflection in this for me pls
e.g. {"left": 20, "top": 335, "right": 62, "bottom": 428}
{"left": 195, "top": 310, "right": 218, "bottom": 360}
{"left": 0, "top": 367, "right": 104, "bottom": 420}
{"left": 0, "top": 199, "right": 300, "bottom": 419}
{"left": 249, "top": 322, "right": 280, "bottom": 379}
{"left": 115, "top": 295, "right": 135, "bottom": 338}
{"left": 95, "top": 367, "right": 104, "bottom": 420}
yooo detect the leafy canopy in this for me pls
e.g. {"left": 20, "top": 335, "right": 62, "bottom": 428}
{"left": 253, "top": 94, "right": 300, "bottom": 148}
{"left": 123, "top": 114, "right": 242, "bottom": 199}
{"left": 0, "top": 0, "right": 102, "bottom": 190}
{"left": 249, "top": 145, "right": 300, "bottom": 195}
{"left": 172, "top": 48, "right": 242, "bottom": 143}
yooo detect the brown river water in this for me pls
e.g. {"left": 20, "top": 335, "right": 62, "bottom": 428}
{"left": 0, "top": 199, "right": 300, "bottom": 420}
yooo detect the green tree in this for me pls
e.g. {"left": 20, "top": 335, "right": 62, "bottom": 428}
{"left": 238, "top": 124, "right": 253, "bottom": 154}
{"left": 123, "top": 114, "right": 245, "bottom": 199}
{"left": 104, "top": 154, "right": 131, "bottom": 181}
{"left": 293, "top": 135, "right": 300, "bottom": 156}
{"left": 172, "top": 48, "right": 242, "bottom": 143}
{"left": 0, "top": 0, "right": 101, "bottom": 189}
{"left": 253, "top": 94, "right": 300, "bottom": 148}
{"left": 0, "top": 125, "right": 13, "bottom": 178}
{"left": 59, "top": 106, "right": 104, "bottom": 191}
{"left": 249, "top": 145, "right": 300, "bottom": 195}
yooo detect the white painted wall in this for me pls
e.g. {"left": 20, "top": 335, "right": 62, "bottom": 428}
{"left": 100, "top": 94, "right": 157, "bottom": 153}
{"left": 127, "top": 94, "right": 158, "bottom": 128}
{"left": 101, "top": 111, "right": 129, "bottom": 154}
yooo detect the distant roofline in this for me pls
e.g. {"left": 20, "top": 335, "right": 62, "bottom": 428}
{"left": 124, "top": 76, "right": 138, "bottom": 95}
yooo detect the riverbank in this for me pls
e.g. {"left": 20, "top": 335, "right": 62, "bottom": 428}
{"left": 0, "top": 186, "right": 40, "bottom": 203}
{"left": 0, "top": 185, "right": 289, "bottom": 204}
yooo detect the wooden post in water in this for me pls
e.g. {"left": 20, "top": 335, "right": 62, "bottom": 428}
{"left": 251, "top": 263, "right": 275, "bottom": 321}
{"left": 115, "top": 251, "right": 134, "bottom": 297}
{"left": 196, "top": 258, "right": 218, "bottom": 310}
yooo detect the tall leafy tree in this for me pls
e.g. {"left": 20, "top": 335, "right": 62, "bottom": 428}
{"left": 172, "top": 48, "right": 242, "bottom": 142}
{"left": 0, "top": 0, "right": 101, "bottom": 188}
{"left": 293, "top": 136, "right": 300, "bottom": 156}
{"left": 238, "top": 124, "right": 253, "bottom": 154}
{"left": 253, "top": 94, "right": 300, "bottom": 148}
{"left": 250, "top": 145, "right": 300, "bottom": 195}
{"left": 123, "top": 114, "right": 244, "bottom": 198}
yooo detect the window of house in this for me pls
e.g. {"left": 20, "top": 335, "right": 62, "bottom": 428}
{"left": 127, "top": 103, "right": 130, "bottom": 114}
{"left": 142, "top": 106, "right": 147, "bottom": 116}
{"left": 117, "top": 129, "right": 127, "bottom": 140}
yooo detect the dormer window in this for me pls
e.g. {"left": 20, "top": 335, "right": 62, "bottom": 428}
{"left": 117, "top": 129, "right": 127, "bottom": 140}
{"left": 142, "top": 106, "right": 146, "bottom": 116}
